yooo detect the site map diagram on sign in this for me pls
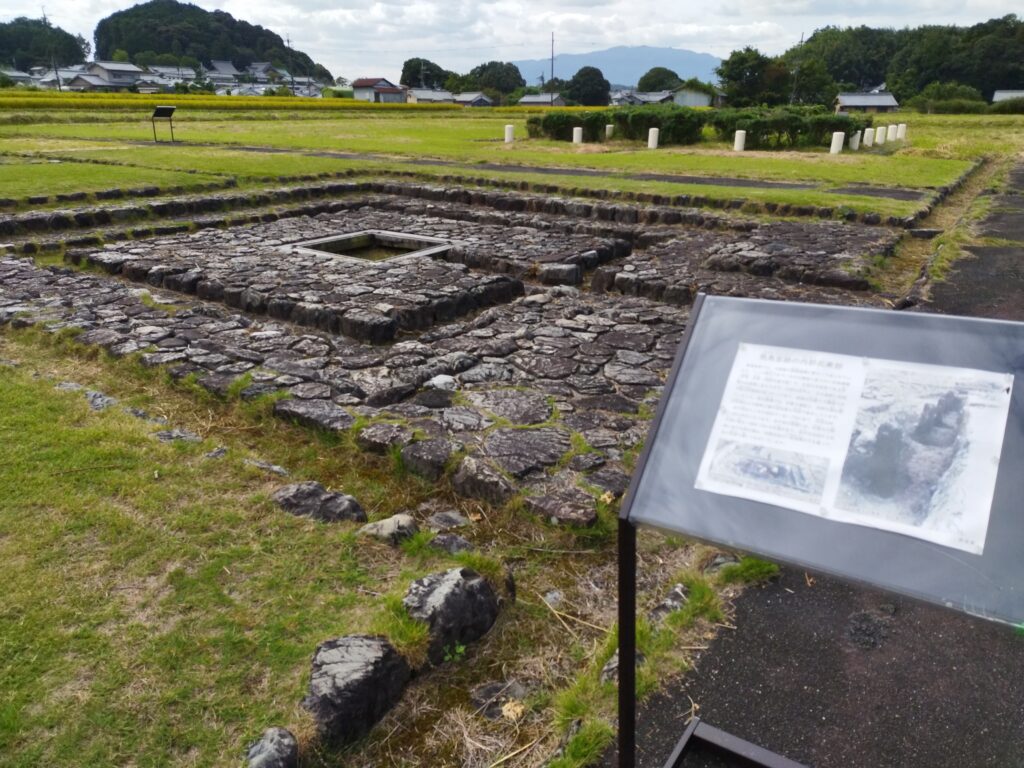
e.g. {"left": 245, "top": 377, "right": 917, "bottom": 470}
{"left": 695, "top": 343, "right": 1014, "bottom": 555}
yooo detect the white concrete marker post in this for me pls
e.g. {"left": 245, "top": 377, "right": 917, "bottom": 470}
{"left": 849, "top": 130, "right": 862, "bottom": 151}
{"left": 897, "top": 123, "right": 907, "bottom": 140}
{"left": 504, "top": 124, "right": 514, "bottom": 144}
{"left": 648, "top": 127, "right": 659, "bottom": 149}
{"left": 830, "top": 132, "right": 845, "bottom": 155}
{"left": 875, "top": 127, "right": 886, "bottom": 146}
{"left": 733, "top": 129, "right": 746, "bottom": 152}
{"left": 863, "top": 127, "right": 875, "bottom": 147}
{"left": 605, "top": 124, "right": 615, "bottom": 140}
{"left": 572, "top": 127, "right": 583, "bottom": 145}
{"left": 887, "top": 124, "right": 898, "bottom": 142}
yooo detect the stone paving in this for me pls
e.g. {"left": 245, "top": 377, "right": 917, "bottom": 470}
{"left": 0, "top": 184, "right": 911, "bottom": 525}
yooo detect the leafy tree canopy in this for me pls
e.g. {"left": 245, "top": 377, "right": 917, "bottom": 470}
{"left": 467, "top": 60, "right": 525, "bottom": 94}
{"left": 0, "top": 17, "right": 89, "bottom": 71}
{"left": 565, "top": 66, "right": 610, "bottom": 106}
{"left": 94, "top": 0, "right": 333, "bottom": 82}
{"left": 716, "top": 46, "right": 790, "bottom": 107}
{"left": 399, "top": 57, "right": 454, "bottom": 89}
{"left": 637, "top": 66, "right": 681, "bottom": 92}
{"left": 782, "top": 15, "right": 1024, "bottom": 100}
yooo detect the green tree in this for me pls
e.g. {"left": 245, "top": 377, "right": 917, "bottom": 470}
{"left": 565, "top": 66, "right": 611, "bottom": 106}
{"left": 134, "top": 49, "right": 158, "bottom": 68}
{"left": 716, "top": 46, "right": 789, "bottom": 106}
{"left": 467, "top": 61, "right": 525, "bottom": 94}
{"left": 915, "top": 81, "right": 984, "bottom": 101}
{"left": 542, "top": 76, "right": 567, "bottom": 94}
{"left": 790, "top": 57, "right": 838, "bottom": 107}
{"left": 637, "top": 66, "right": 681, "bottom": 92}
{"left": 0, "top": 17, "right": 89, "bottom": 70}
{"left": 93, "top": 0, "right": 333, "bottom": 82}
{"left": 399, "top": 57, "right": 451, "bottom": 88}
{"left": 111, "top": 48, "right": 130, "bottom": 62}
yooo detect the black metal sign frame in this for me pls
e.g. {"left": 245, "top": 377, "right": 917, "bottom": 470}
{"left": 617, "top": 292, "right": 1024, "bottom": 767}
{"left": 151, "top": 105, "right": 176, "bottom": 142}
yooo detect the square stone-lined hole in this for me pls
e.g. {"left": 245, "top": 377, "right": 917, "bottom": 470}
{"left": 288, "top": 229, "right": 452, "bottom": 262}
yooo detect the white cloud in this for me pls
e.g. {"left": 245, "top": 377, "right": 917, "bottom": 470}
{"left": 3, "top": 0, "right": 1020, "bottom": 81}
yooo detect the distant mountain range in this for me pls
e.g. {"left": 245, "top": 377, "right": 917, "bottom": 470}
{"left": 511, "top": 45, "right": 721, "bottom": 88}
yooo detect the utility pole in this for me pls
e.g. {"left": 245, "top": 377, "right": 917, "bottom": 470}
{"left": 789, "top": 31, "right": 803, "bottom": 105}
{"left": 285, "top": 34, "right": 295, "bottom": 92}
{"left": 550, "top": 31, "right": 554, "bottom": 86}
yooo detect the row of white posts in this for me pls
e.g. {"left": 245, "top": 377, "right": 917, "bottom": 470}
{"left": 731, "top": 123, "right": 908, "bottom": 154}
{"left": 504, "top": 123, "right": 660, "bottom": 147}
{"left": 504, "top": 121, "right": 907, "bottom": 153}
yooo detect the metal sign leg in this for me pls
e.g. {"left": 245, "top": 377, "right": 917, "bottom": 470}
{"left": 618, "top": 517, "right": 637, "bottom": 768}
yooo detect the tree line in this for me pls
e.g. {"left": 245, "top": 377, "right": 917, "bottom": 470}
{"left": 716, "top": 14, "right": 1024, "bottom": 107}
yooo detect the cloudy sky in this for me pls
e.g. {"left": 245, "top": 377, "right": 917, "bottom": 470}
{"left": 7, "top": 0, "right": 1020, "bottom": 80}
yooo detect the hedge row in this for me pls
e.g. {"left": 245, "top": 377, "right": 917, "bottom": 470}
{"left": 708, "top": 106, "right": 873, "bottom": 149}
{"left": 990, "top": 98, "right": 1024, "bottom": 114}
{"left": 526, "top": 105, "right": 707, "bottom": 146}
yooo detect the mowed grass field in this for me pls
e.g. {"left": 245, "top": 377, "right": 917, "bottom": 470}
{"left": 3, "top": 95, "right": 1021, "bottom": 216}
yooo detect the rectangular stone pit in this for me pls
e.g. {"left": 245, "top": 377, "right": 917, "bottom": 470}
{"left": 287, "top": 230, "right": 453, "bottom": 264}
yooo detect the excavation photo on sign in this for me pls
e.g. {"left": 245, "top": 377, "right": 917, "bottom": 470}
{"left": 695, "top": 343, "right": 1013, "bottom": 554}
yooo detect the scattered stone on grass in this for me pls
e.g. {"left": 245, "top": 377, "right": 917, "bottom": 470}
{"left": 523, "top": 484, "right": 598, "bottom": 527}
{"left": 451, "top": 456, "right": 514, "bottom": 505}
{"left": 204, "top": 446, "right": 228, "bottom": 459}
{"left": 301, "top": 635, "right": 410, "bottom": 745}
{"left": 246, "top": 727, "right": 298, "bottom": 768}
{"left": 244, "top": 458, "right": 290, "bottom": 477}
{"left": 358, "top": 513, "right": 418, "bottom": 544}
{"left": 356, "top": 422, "right": 413, "bottom": 453}
{"left": 426, "top": 510, "right": 470, "bottom": 531}
{"left": 272, "top": 481, "right": 365, "bottom": 523}
{"left": 600, "top": 648, "right": 646, "bottom": 685}
{"left": 273, "top": 398, "right": 354, "bottom": 432}
{"left": 648, "top": 583, "right": 690, "bottom": 625}
{"left": 430, "top": 533, "right": 474, "bottom": 554}
{"left": 400, "top": 438, "right": 456, "bottom": 481}
{"left": 470, "top": 680, "right": 528, "bottom": 720}
{"left": 403, "top": 567, "right": 501, "bottom": 666}
{"left": 155, "top": 428, "right": 201, "bottom": 443}
{"left": 703, "top": 552, "right": 741, "bottom": 575}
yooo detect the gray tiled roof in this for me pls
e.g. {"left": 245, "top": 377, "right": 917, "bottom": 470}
{"left": 836, "top": 92, "right": 899, "bottom": 107}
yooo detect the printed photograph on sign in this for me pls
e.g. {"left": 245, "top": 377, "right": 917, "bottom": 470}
{"left": 695, "top": 343, "right": 1013, "bottom": 554}
{"left": 707, "top": 442, "right": 828, "bottom": 505}
{"left": 834, "top": 359, "right": 1013, "bottom": 553}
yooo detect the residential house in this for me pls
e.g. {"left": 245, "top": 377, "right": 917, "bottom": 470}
{"left": 672, "top": 86, "right": 714, "bottom": 108}
{"left": 407, "top": 88, "right": 454, "bottom": 104}
{"left": 65, "top": 74, "right": 120, "bottom": 91}
{"left": 835, "top": 92, "right": 899, "bottom": 113}
{"left": 32, "top": 67, "right": 86, "bottom": 89}
{"left": 993, "top": 90, "right": 1024, "bottom": 103}
{"left": 0, "top": 68, "right": 34, "bottom": 85}
{"left": 611, "top": 89, "right": 681, "bottom": 106}
{"left": 352, "top": 77, "right": 405, "bottom": 102}
{"left": 518, "top": 92, "right": 565, "bottom": 107}
{"left": 87, "top": 61, "right": 144, "bottom": 86}
{"left": 247, "top": 62, "right": 288, "bottom": 83}
{"left": 146, "top": 65, "right": 196, "bottom": 82}
{"left": 290, "top": 76, "right": 323, "bottom": 97}
{"left": 207, "top": 60, "right": 241, "bottom": 87}
{"left": 453, "top": 91, "right": 493, "bottom": 107}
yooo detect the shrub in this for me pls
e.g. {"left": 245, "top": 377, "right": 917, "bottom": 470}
{"left": 532, "top": 104, "right": 706, "bottom": 146}
{"left": 709, "top": 105, "right": 871, "bottom": 148}
{"left": 990, "top": 97, "right": 1024, "bottom": 114}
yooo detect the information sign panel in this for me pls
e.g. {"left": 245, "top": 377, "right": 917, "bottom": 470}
{"left": 622, "top": 295, "right": 1024, "bottom": 626}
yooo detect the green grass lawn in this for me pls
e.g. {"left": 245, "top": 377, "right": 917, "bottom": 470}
{"left": 0, "top": 332, "right": 469, "bottom": 767}
{"left": 0, "top": 156, "right": 226, "bottom": 199}
{"left": 0, "top": 111, "right": 991, "bottom": 193}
